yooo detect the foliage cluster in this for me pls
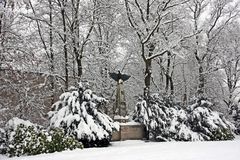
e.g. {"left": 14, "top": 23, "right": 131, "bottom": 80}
{"left": 6, "top": 122, "right": 83, "bottom": 157}
{"left": 48, "top": 83, "right": 119, "bottom": 147}
{"left": 133, "top": 95, "right": 235, "bottom": 141}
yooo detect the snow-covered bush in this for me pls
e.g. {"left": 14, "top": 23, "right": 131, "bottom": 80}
{"left": 133, "top": 95, "right": 171, "bottom": 141}
{"left": 5, "top": 118, "right": 83, "bottom": 157}
{"left": 230, "top": 104, "right": 240, "bottom": 134}
{"left": 133, "top": 94, "right": 235, "bottom": 141}
{"left": 48, "top": 83, "right": 119, "bottom": 147}
{"left": 167, "top": 108, "right": 202, "bottom": 141}
{"left": 133, "top": 94, "right": 202, "bottom": 141}
{"left": 0, "top": 128, "right": 7, "bottom": 154}
{"left": 189, "top": 99, "right": 235, "bottom": 140}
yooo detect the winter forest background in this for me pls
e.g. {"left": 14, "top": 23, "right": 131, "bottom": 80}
{"left": 1, "top": 0, "right": 240, "bottom": 157}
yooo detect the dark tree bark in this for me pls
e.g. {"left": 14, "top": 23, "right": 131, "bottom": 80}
{"left": 71, "top": 0, "right": 81, "bottom": 79}
{"left": 59, "top": 0, "right": 69, "bottom": 89}
{"left": 144, "top": 43, "right": 155, "bottom": 99}
{"left": 48, "top": 0, "right": 55, "bottom": 104}
{"left": 165, "top": 51, "right": 171, "bottom": 93}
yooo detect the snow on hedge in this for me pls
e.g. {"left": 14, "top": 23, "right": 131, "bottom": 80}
{"left": 48, "top": 83, "right": 119, "bottom": 147}
{"left": 230, "top": 103, "right": 240, "bottom": 134}
{"left": 5, "top": 117, "right": 41, "bottom": 142}
{"left": 188, "top": 99, "right": 235, "bottom": 140}
{"left": 133, "top": 94, "right": 235, "bottom": 141}
{"left": 0, "top": 128, "right": 6, "bottom": 154}
{"left": 4, "top": 117, "right": 82, "bottom": 157}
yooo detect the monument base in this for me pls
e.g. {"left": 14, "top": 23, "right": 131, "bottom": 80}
{"left": 113, "top": 115, "right": 129, "bottom": 123}
{"left": 111, "top": 121, "right": 146, "bottom": 141}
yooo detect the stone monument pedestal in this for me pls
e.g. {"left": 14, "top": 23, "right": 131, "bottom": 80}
{"left": 113, "top": 115, "right": 129, "bottom": 123}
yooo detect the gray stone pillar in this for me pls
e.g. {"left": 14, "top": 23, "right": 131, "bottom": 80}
{"left": 114, "top": 79, "right": 127, "bottom": 118}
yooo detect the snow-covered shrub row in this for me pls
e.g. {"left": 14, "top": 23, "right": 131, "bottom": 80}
{"left": 48, "top": 83, "right": 119, "bottom": 147}
{"left": 5, "top": 117, "right": 83, "bottom": 157}
{"left": 230, "top": 104, "right": 240, "bottom": 134}
{"left": 0, "top": 128, "right": 7, "bottom": 154}
{"left": 188, "top": 99, "right": 235, "bottom": 140}
{"left": 133, "top": 94, "right": 235, "bottom": 141}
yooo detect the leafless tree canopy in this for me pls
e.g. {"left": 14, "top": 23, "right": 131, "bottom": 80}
{"left": 0, "top": 0, "right": 240, "bottom": 125}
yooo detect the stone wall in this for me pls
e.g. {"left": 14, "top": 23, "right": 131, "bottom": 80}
{"left": 112, "top": 122, "right": 146, "bottom": 141}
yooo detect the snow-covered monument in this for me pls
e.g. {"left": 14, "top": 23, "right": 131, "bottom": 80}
{"left": 109, "top": 71, "right": 146, "bottom": 141}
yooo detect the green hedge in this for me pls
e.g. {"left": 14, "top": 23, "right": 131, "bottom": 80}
{"left": 7, "top": 124, "right": 83, "bottom": 157}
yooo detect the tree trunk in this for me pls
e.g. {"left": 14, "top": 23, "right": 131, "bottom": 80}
{"left": 197, "top": 63, "right": 204, "bottom": 97}
{"left": 76, "top": 55, "right": 83, "bottom": 78}
{"left": 48, "top": 0, "right": 54, "bottom": 104}
{"left": 144, "top": 59, "right": 151, "bottom": 99}
{"left": 71, "top": 0, "right": 81, "bottom": 80}
{"left": 182, "top": 63, "right": 187, "bottom": 107}
{"left": 144, "top": 43, "right": 155, "bottom": 99}
{"left": 61, "top": 1, "right": 69, "bottom": 90}
{"left": 169, "top": 76, "right": 174, "bottom": 96}
{"left": 165, "top": 51, "right": 171, "bottom": 93}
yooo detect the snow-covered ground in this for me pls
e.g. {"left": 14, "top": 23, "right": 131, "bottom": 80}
{"left": 1, "top": 138, "right": 240, "bottom": 160}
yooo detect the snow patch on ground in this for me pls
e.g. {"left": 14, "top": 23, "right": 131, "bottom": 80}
{"left": 1, "top": 139, "right": 240, "bottom": 160}
{"left": 234, "top": 135, "right": 240, "bottom": 140}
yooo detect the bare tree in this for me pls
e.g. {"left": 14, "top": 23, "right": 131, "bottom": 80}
{"left": 186, "top": 0, "right": 239, "bottom": 98}
{"left": 217, "top": 21, "right": 240, "bottom": 109}
{"left": 124, "top": 0, "right": 188, "bottom": 99}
